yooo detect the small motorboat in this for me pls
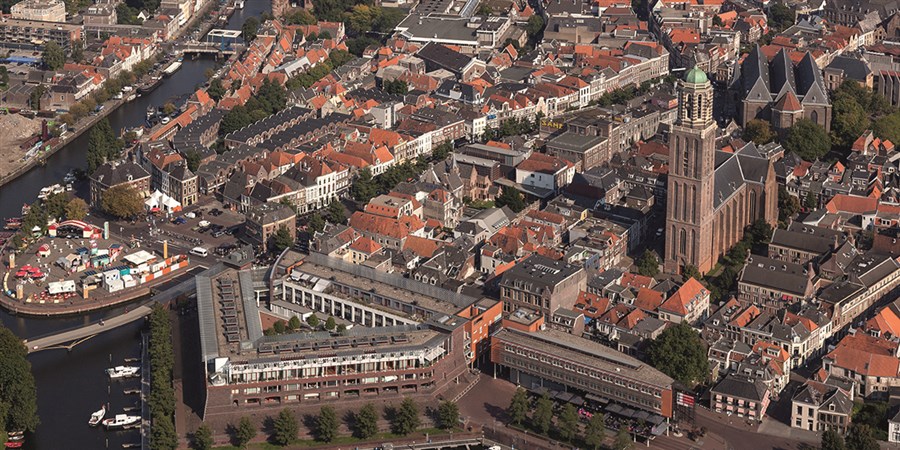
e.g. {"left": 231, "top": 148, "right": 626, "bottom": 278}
{"left": 88, "top": 405, "right": 106, "bottom": 427}
{"left": 4, "top": 442, "right": 23, "bottom": 449}
{"left": 106, "top": 366, "right": 140, "bottom": 379}
{"left": 102, "top": 414, "right": 140, "bottom": 429}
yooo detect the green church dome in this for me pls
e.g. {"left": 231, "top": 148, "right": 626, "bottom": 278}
{"left": 684, "top": 66, "right": 708, "bottom": 84}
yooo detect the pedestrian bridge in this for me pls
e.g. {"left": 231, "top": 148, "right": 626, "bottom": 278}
{"left": 23, "top": 271, "right": 202, "bottom": 354}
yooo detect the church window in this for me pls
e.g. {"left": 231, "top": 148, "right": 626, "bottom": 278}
{"left": 682, "top": 144, "right": 690, "bottom": 175}
{"left": 811, "top": 110, "right": 819, "bottom": 124}
{"left": 692, "top": 185, "right": 698, "bottom": 223}
{"left": 671, "top": 225, "right": 677, "bottom": 259}
{"left": 750, "top": 191, "right": 757, "bottom": 219}
{"left": 679, "top": 229, "right": 687, "bottom": 256}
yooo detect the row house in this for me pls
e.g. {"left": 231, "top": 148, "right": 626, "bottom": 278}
{"left": 823, "top": 332, "right": 900, "bottom": 398}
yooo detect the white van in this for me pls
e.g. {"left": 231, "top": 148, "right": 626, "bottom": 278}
{"left": 190, "top": 247, "right": 208, "bottom": 257}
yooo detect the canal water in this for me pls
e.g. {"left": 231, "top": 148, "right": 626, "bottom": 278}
{"left": 0, "top": 2, "right": 271, "bottom": 448}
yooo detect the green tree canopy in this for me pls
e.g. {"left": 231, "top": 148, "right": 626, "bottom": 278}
{"left": 315, "top": 405, "right": 339, "bottom": 442}
{"left": 831, "top": 96, "right": 870, "bottom": 148}
{"left": 584, "top": 413, "right": 606, "bottom": 450}
{"left": 234, "top": 416, "right": 256, "bottom": 448}
{"left": 846, "top": 424, "right": 879, "bottom": 450}
{"left": 768, "top": 2, "right": 795, "bottom": 31}
{"left": 307, "top": 313, "right": 320, "bottom": 328}
{"left": 272, "top": 408, "right": 298, "bottom": 445}
{"left": 821, "top": 428, "right": 845, "bottom": 450}
{"left": 557, "top": 403, "right": 579, "bottom": 441}
{"left": 646, "top": 322, "right": 709, "bottom": 386}
{"left": 65, "top": 197, "right": 88, "bottom": 221}
{"left": 613, "top": 428, "right": 633, "bottom": 450}
{"left": 192, "top": 423, "right": 214, "bottom": 450}
{"left": 327, "top": 198, "right": 346, "bottom": 224}
{"left": 288, "top": 316, "right": 301, "bottom": 330}
{"left": 207, "top": 78, "right": 226, "bottom": 102}
{"left": 308, "top": 212, "right": 325, "bottom": 234}
{"left": 271, "top": 225, "right": 294, "bottom": 253}
{"left": 533, "top": 392, "right": 553, "bottom": 435}
{"left": 874, "top": 111, "right": 900, "bottom": 145}
{"left": 391, "top": 397, "right": 421, "bottom": 435}
{"left": 437, "top": 401, "right": 459, "bottom": 430}
{"left": 495, "top": 187, "right": 526, "bottom": 212}
{"left": 42, "top": 41, "right": 65, "bottom": 71}
{"left": 355, "top": 403, "right": 379, "bottom": 439}
{"left": 0, "top": 325, "right": 39, "bottom": 432}
{"left": 220, "top": 105, "right": 252, "bottom": 136}
{"left": 101, "top": 184, "right": 143, "bottom": 219}
{"left": 742, "top": 119, "right": 775, "bottom": 145}
{"left": 351, "top": 167, "right": 377, "bottom": 203}
{"left": 508, "top": 387, "right": 528, "bottom": 426}
{"left": 324, "top": 316, "right": 336, "bottom": 331}
{"left": 241, "top": 17, "right": 259, "bottom": 42}
{"left": 804, "top": 191, "right": 818, "bottom": 210}
{"left": 778, "top": 186, "right": 799, "bottom": 223}
{"left": 783, "top": 119, "right": 831, "bottom": 161}
{"left": 636, "top": 250, "right": 659, "bottom": 277}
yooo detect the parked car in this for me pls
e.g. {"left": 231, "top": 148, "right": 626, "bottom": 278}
{"left": 172, "top": 217, "right": 187, "bottom": 225}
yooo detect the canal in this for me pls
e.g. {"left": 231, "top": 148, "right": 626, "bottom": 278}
{"left": 0, "top": 1, "right": 270, "bottom": 448}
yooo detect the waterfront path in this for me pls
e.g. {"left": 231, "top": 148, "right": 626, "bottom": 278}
{"left": 24, "top": 303, "right": 153, "bottom": 353}
{"left": 23, "top": 269, "right": 199, "bottom": 353}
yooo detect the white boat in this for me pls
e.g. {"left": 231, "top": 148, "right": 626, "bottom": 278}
{"left": 101, "top": 414, "right": 140, "bottom": 429}
{"left": 235, "top": 0, "right": 244, "bottom": 8}
{"left": 63, "top": 170, "right": 76, "bottom": 184}
{"left": 162, "top": 60, "right": 182, "bottom": 77}
{"left": 106, "top": 366, "right": 140, "bottom": 379}
{"left": 37, "top": 186, "right": 52, "bottom": 200}
{"left": 88, "top": 405, "right": 106, "bottom": 427}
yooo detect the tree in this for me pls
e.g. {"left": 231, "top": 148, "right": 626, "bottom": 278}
{"left": 324, "top": 316, "right": 336, "bottom": 331}
{"left": 65, "top": 197, "right": 88, "bottom": 220}
{"left": 336, "top": 323, "right": 347, "bottom": 334}
{"left": 495, "top": 187, "right": 526, "bottom": 212}
{"left": 288, "top": 316, "right": 301, "bottom": 330}
{"left": 273, "top": 320, "right": 286, "bottom": 334}
{"left": 821, "top": 428, "right": 845, "bottom": 450}
{"left": 241, "top": 17, "right": 259, "bottom": 42}
{"left": 831, "top": 96, "right": 870, "bottom": 148}
{"left": 220, "top": 105, "right": 252, "bottom": 136}
{"left": 437, "top": 401, "right": 459, "bottom": 430}
{"left": 646, "top": 322, "right": 709, "bottom": 386}
{"left": 271, "top": 225, "right": 294, "bottom": 253}
{"left": 391, "top": 397, "right": 421, "bottom": 435}
{"left": 874, "top": 111, "right": 900, "bottom": 145}
{"left": 355, "top": 403, "right": 379, "bottom": 439}
{"left": 768, "top": 2, "right": 795, "bottom": 31}
{"left": 285, "top": 7, "right": 316, "bottom": 25}
{"left": 0, "top": 326, "right": 39, "bottom": 433}
{"left": 151, "top": 413, "right": 178, "bottom": 450}
{"left": 351, "top": 167, "right": 377, "bottom": 203}
{"left": 307, "top": 313, "right": 320, "bottom": 328}
{"left": 348, "top": 4, "right": 377, "bottom": 33}
{"left": 184, "top": 148, "right": 202, "bottom": 172}
{"left": 783, "top": 119, "right": 831, "bottom": 161}
{"left": 532, "top": 392, "right": 553, "bottom": 435}
{"left": 557, "top": 403, "right": 579, "bottom": 442}
{"left": 613, "top": 428, "right": 633, "bottom": 450}
{"left": 525, "top": 15, "right": 544, "bottom": 40}
{"left": 846, "top": 424, "right": 879, "bottom": 450}
{"left": 432, "top": 142, "right": 452, "bottom": 161}
{"left": 315, "top": 405, "right": 339, "bottom": 442}
{"left": 682, "top": 264, "right": 702, "bottom": 283}
{"left": 804, "top": 191, "right": 817, "bottom": 210}
{"left": 234, "top": 416, "right": 256, "bottom": 448}
{"left": 29, "top": 84, "right": 45, "bottom": 110}
{"left": 636, "top": 250, "right": 659, "bottom": 277}
{"left": 383, "top": 79, "right": 408, "bottom": 95}
{"left": 327, "top": 198, "right": 346, "bottom": 224}
{"left": 42, "top": 41, "right": 65, "bottom": 70}
{"left": 44, "top": 192, "right": 69, "bottom": 220}
{"left": 101, "top": 184, "right": 143, "bottom": 219}
{"left": 778, "top": 186, "right": 800, "bottom": 223}
{"left": 584, "top": 413, "right": 606, "bottom": 450}
{"left": 207, "top": 78, "right": 225, "bottom": 102}
{"left": 742, "top": 119, "right": 775, "bottom": 145}
{"left": 272, "top": 408, "right": 298, "bottom": 446}
{"left": 712, "top": 14, "right": 724, "bottom": 26}
{"left": 71, "top": 40, "right": 84, "bottom": 63}
{"left": 192, "top": 423, "right": 214, "bottom": 450}
{"left": 508, "top": 388, "right": 528, "bottom": 426}
{"left": 476, "top": 3, "right": 492, "bottom": 15}
{"left": 162, "top": 102, "right": 177, "bottom": 116}
{"left": 308, "top": 212, "right": 325, "bottom": 234}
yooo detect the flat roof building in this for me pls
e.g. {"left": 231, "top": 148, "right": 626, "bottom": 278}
{"left": 491, "top": 328, "right": 674, "bottom": 418}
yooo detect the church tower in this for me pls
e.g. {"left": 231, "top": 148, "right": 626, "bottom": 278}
{"left": 664, "top": 67, "right": 717, "bottom": 275}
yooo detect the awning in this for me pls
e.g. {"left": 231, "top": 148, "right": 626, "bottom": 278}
{"left": 606, "top": 404, "right": 623, "bottom": 415}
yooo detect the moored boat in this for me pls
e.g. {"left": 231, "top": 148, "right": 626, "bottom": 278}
{"left": 88, "top": 405, "right": 106, "bottom": 427}
{"left": 101, "top": 414, "right": 140, "bottom": 429}
{"left": 106, "top": 366, "right": 140, "bottom": 379}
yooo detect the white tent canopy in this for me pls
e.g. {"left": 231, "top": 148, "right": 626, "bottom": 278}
{"left": 47, "top": 280, "right": 77, "bottom": 295}
{"left": 144, "top": 190, "right": 181, "bottom": 212}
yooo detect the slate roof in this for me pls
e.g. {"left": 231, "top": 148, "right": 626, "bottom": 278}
{"left": 711, "top": 374, "right": 768, "bottom": 402}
